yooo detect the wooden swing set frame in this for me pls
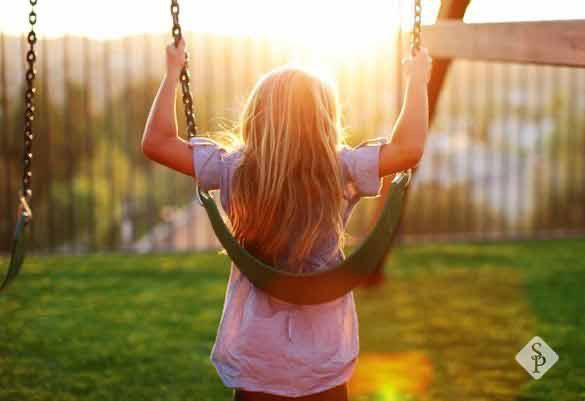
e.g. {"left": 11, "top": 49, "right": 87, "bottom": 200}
{"left": 372, "top": 0, "right": 585, "bottom": 277}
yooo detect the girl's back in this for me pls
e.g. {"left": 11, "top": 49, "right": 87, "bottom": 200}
{"left": 189, "top": 68, "right": 373, "bottom": 397}
{"left": 142, "top": 39, "right": 431, "bottom": 400}
{"left": 192, "top": 131, "right": 385, "bottom": 397}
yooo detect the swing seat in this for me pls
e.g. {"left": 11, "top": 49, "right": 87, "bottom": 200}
{"left": 199, "top": 171, "right": 410, "bottom": 305}
{"left": 1, "top": 212, "right": 29, "bottom": 291}
{"left": 165, "top": 0, "right": 417, "bottom": 305}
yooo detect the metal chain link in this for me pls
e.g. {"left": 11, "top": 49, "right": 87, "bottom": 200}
{"left": 170, "top": 0, "right": 198, "bottom": 139}
{"left": 411, "top": 0, "right": 422, "bottom": 56}
{"left": 21, "top": 0, "right": 38, "bottom": 223}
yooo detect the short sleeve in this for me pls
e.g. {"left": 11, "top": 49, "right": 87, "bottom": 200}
{"left": 340, "top": 137, "right": 386, "bottom": 200}
{"left": 190, "top": 137, "right": 227, "bottom": 192}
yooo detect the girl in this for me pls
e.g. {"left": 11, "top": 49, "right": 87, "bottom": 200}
{"left": 142, "top": 39, "right": 431, "bottom": 401}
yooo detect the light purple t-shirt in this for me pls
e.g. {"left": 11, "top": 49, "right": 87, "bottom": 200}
{"left": 190, "top": 137, "right": 385, "bottom": 397}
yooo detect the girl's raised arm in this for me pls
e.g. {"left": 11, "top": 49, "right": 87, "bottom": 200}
{"left": 141, "top": 39, "right": 195, "bottom": 177}
{"left": 379, "top": 48, "right": 432, "bottom": 177}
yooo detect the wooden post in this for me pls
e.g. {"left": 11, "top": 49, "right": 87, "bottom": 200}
{"left": 428, "top": 0, "right": 473, "bottom": 121}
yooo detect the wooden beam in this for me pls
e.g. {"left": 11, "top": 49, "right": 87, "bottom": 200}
{"left": 427, "top": 0, "right": 472, "bottom": 121}
{"left": 422, "top": 20, "right": 585, "bottom": 68}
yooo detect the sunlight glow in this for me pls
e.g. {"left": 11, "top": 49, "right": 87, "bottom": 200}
{"left": 349, "top": 352, "right": 434, "bottom": 400}
{"left": 1, "top": 0, "right": 584, "bottom": 55}
{"left": 1, "top": 0, "right": 408, "bottom": 41}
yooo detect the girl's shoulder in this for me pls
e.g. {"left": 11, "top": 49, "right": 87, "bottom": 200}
{"left": 338, "top": 137, "right": 387, "bottom": 199}
{"left": 339, "top": 137, "right": 387, "bottom": 153}
{"left": 338, "top": 137, "right": 387, "bottom": 171}
{"left": 190, "top": 137, "right": 244, "bottom": 193}
{"left": 190, "top": 137, "right": 244, "bottom": 163}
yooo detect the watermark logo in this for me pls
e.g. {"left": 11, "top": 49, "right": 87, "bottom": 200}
{"left": 515, "top": 336, "right": 559, "bottom": 380}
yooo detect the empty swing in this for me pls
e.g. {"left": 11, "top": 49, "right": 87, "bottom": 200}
{"left": 0, "top": 0, "right": 37, "bottom": 292}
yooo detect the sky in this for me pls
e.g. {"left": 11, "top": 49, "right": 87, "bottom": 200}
{"left": 1, "top": 0, "right": 584, "bottom": 41}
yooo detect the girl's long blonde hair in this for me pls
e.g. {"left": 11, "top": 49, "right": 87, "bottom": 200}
{"left": 230, "top": 66, "right": 345, "bottom": 272}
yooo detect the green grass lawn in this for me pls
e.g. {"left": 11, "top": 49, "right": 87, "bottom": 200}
{"left": 1, "top": 238, "right": 584, "bottom": 401}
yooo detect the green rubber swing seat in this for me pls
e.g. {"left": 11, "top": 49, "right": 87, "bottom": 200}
{"left": 197, "top": 170, "right": 410, "bottom": 305}
{"left": 1, "top": 213, "right": 29, "bottom": 292}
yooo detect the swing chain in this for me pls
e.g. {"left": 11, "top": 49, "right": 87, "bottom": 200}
{"left": 170, "top": 0, "right": 198, "bottom": 139}
{"left": 22, "top": 0, "right": 38, "bottom": 223}
{"left": 411, "top": 0, "right": 422, "bottom": 56}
